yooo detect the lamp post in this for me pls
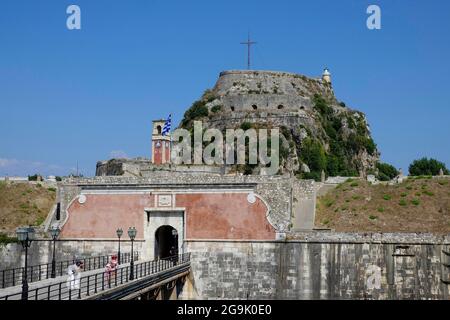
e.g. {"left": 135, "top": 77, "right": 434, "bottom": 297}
{"left": 16, "top": 226, "right": 35, "bottom": 300}
{"left": 116, "top": 228, "right": 123, "bottom": 264}
{"left": 50, "top": 225, "right": 60, "bottom": 278}
{"left": 128, "top": 227, "right": 137, "bottom": 280}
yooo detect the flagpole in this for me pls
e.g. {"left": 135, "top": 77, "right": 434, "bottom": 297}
{"left": 169, "top": 113, "right": 172, "bottom": 169}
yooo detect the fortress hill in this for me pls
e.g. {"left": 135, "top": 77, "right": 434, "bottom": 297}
{"left": 97, "top": 68, "right": 377, "bottom": 177}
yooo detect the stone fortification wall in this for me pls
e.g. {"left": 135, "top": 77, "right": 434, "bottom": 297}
{"left": 182, "top": 232, "right": 450, "bottom": 300}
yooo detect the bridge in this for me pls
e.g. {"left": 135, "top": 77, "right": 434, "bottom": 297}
{"left": 0, "top": 253, "right": 191, "bottom": 300}
{"left": 0, "top": 252, "right": 139, "bottom": 289}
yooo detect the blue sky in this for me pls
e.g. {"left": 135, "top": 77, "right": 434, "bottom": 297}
{"left": 0, "top": 0, "right": 449, "bottom": 177}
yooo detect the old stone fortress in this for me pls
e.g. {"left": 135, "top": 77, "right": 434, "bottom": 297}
{"left": 4, "top": 69, "right": 450, "bottom": 299}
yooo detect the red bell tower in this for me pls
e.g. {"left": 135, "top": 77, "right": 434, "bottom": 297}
{"left": 151, "top": 120, "right": 171, "bottom": 165}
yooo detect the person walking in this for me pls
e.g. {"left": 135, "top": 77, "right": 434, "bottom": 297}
{"left": 169, "top": 246, "right": 178, "bottom": 265}
{"left": 105, "top": 255, "right": 118, "bottom": 287}
{"left": 66, "top": 260, "right": 83, "bottom": 291}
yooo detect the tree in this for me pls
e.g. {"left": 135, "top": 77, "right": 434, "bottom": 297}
{"left": 240, "top": 122, "right": 253, "bottom": 131}
{"left": 181, "top": 100, "right": 209, "bottom": 127}
{"left": 299, "top": 138, "right": 326, "bottom": 180}
{"left": 409, "top": 157, "right": 449, "bottom": 176}
{"left": 28, "top": 174, "right": 42, "bottom": 181}
{"left": 313, "top": 94, "right": 333, "bottom": 115}
{"left": 376, "top": 162, "right": 399, "bottom": 181}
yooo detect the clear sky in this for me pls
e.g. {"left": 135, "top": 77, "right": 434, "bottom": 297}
{"left": 0, "top": 0, "right": 449, "bottom": 177}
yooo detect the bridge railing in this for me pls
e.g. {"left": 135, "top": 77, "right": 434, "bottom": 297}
{"left": 0, "top": 253, "right": 190, "bottom": 300}
{"left": 0, "top": 252, "right": 139, "bottom": 289}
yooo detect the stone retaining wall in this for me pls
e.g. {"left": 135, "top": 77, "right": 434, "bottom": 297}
{"left": 182, "top": 232, "right": 450, "bottom": 300}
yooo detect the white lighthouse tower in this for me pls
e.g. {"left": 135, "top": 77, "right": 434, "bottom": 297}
{"left": 322, "top": 67, "right": 331, "bottom": 84}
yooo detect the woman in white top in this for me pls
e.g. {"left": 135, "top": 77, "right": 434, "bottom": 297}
{"left": 66, "top": 260, "right": 83, "bottom": 290}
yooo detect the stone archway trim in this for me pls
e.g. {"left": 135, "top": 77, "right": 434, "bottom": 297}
{"left": 143, "top": 208, "right": 186, "bottom": 261}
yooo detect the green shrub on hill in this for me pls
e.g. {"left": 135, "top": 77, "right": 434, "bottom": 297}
{"left": 0, "top": 233, "right": 19, "bottom": 246}
{"left": 211, "top": 105, "right": 223, "bottom": 113}
{"left": 202, "top": 89, "right": 218, "bottom": 103}
{"left": 181, "top": 100, "right": 209, "bottom": 127}
{"left": 297, "top": 94, "right": 377, "bottom": 180}
{"left": 409, "top": 157, "right": 449, "bottom": 176}
{"left": 376, "top": 162, "right": 399, "bottom": 181}
{"left": 313, "top": 94, "right": 333, "bottom": 115}
{"left": 180, "top": 89, "right": 217, "bottom": 127}
{"left": 301, "top": 171, "right": 322, "bottom": 181}
{"left": 298, "top": 138, "right": 326, "bottom": 181}
{"left": 28, "top": 174, "right": 43, "bottom": 181}
{"left": 240, "top": 122, "right": 253, "bottom": 131}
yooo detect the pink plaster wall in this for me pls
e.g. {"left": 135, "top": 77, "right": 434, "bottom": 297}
{"left": 177, "top": 193, "right": 275, "bottom": 240}
{"left": 61, "top": 192, "right": 275, "bottom": 240}
{"left": 61, "top": 194, "right": 153, "bottom": 239}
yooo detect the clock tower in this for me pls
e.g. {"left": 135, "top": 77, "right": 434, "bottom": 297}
{"left": 151, "top": 119, "right": 171, "bottom": 165}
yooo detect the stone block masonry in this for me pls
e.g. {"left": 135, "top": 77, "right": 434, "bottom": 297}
{"left": 181, "top": 232, "right": 450, "bottom": 300}
{"left": 212, "top": 70, "right": 335, "bottom": 113}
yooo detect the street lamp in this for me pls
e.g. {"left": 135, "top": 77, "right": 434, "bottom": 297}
{"left": 128, "top": 227, "right": 137, "bottom": 280}
{"left": 116, "top": 228, "right": 123, "bottom": 264}
{"left": 16, "top": 226, "right": 35, "bottom": 300}
{"left": 49, "top": 225, "right": 60, "bottom": 278}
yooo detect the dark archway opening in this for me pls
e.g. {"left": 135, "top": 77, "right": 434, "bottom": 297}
{"left": 157, "top": 125, "right": 162, "bottom": 134}
{"left": 155, "top": 225, "right": 178, "bottom": 260}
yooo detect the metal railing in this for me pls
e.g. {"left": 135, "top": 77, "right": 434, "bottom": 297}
{"left": 0, "top": 252, "right": 139, "bottom": 289}
{"left": 0, "top": 253, "right": 190, "bottom": 300}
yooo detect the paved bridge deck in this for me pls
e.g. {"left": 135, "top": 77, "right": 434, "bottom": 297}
{"left": 0, "top": 252, "right": 139, "bottom": 289}
{"left": 0, "top": 254, "right": 190, "bottom": 300}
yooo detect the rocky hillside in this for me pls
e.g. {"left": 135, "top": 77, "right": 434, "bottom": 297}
{"left": 315, "top": 177, "right": 450, "bottom": 233}
{"left": 179, "top": 70, "right": 379, "bottom": 178}
{"left": 0, "top": 181, "right": 56, "bottom": 237}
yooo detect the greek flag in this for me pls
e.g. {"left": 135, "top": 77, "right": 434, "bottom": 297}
{"left": 162, "top": 114, "right": 171, "bottom": 136}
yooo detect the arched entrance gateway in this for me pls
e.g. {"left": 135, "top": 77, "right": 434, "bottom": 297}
{"left": 143, "top": 209, "right": 184, "bottom": 261}
{"left": 155, "top": 225, "right": 178, "bottom": 259}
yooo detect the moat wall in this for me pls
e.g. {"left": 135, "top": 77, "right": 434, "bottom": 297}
{"left": 183, "top": 233, "right": 450, "bottom": 300}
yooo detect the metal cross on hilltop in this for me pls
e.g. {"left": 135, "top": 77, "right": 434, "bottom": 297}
{"left": 240, "top": 33, "right": 257, "bottom": 70}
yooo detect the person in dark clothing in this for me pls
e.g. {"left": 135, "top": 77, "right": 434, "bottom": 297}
{"left": 169, "top": 246, "right": 178, "bottom": 265}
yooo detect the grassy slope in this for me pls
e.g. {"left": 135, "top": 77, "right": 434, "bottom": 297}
{"left": 315, "top": 177, "right": 450, "bottom": 233}
{"left": 0, "top": 181, "right": 56, "bottom": 235}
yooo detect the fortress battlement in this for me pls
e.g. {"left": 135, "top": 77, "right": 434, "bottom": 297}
{"left": 210, "top": 69, "right": 334, "bottom": 113}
